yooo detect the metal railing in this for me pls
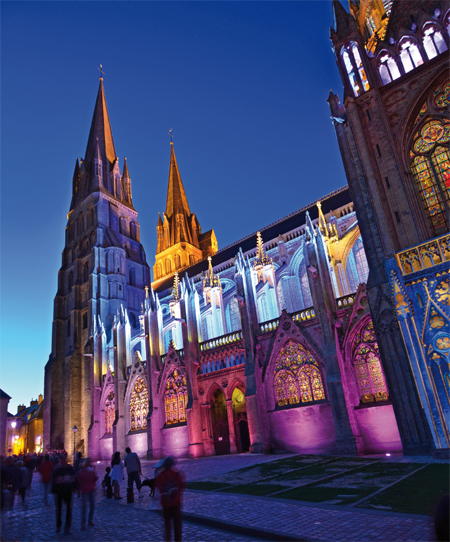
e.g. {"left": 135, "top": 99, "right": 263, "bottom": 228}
{"left": 336, "top": 293, "right": 355, "bottom": 308}
{"left": 199, "top": 331, "right": 243, "bottom": 352}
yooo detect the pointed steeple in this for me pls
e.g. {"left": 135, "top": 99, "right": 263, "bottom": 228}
{"left": 165, "top": 142, "right": 191, "bottom": 218}
{"left": 122, "top": 156, "right": 132, "bottom": 205}
{"left": 84, "top": 78, "right": 116, "bottom": 169}
{"left": 70, "top": 158, "right": 81, "bottom": 210}
{"left": 331, "top": 0, "right": 353, "bottom": 40}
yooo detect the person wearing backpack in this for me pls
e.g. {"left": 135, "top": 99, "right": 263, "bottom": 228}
{"left": 156, "top": 456, "right": 186, "bottom": 542}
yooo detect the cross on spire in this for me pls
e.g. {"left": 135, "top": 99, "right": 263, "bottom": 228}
{"left": 97, "top": 63, "right": 105, "bottom": 80}
{"left": 168, "top": 128, "right": 174, "bottom": 143}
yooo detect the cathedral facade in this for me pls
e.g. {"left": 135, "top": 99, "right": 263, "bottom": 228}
{"left": 44, "top": 0, "right": 449, "bottom": 460}
{"left": 329, "top": 0, "right": 449, "bottom": 456}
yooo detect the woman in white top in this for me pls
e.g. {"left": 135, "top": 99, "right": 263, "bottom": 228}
{"left": 110, "top": 451, "right": 124, "bottom": 499}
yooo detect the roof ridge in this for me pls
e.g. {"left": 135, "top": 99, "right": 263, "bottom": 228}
{"left": 216, "top": 185, "right": 348, "bottom": 254}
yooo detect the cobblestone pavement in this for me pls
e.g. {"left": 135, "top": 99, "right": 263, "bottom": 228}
{"left": 1, "top": 454, "right": 439, "bottom": 542}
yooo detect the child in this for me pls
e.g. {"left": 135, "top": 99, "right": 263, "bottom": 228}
{"left": 102, "top": 467, "right": 113, "bottom": 499}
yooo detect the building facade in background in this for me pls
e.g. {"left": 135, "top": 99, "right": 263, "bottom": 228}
{"left": 44, "top": 0, "right": 448, "bottom": 459}
{"left": 329, "top": 0, "right": 449, "bottom": 456}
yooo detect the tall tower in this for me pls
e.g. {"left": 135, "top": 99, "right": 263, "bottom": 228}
{"left": 152, "top": 141, "right": 217, "bottom": 289}
{"left": 328, "top": 0, "right": 449, "bottom": 454}
{"left": 44, "top": 78, "right": 150, "bottom": 455}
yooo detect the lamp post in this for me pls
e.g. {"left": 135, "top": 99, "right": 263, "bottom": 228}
{"left": 72, "top": 425, "right": 77, "bottom": 459}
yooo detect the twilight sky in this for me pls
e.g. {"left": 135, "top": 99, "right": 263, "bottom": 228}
{"left": 1, "top": 1, "right": 347, "bottom": 413}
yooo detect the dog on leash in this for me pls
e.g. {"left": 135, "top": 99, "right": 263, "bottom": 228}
{"left": 141, "top": 478, "right": 156, "bottom": 497}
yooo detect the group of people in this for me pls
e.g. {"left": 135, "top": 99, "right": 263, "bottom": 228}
{"left": 1, "top": 447, "right": 186, "bottom": 541}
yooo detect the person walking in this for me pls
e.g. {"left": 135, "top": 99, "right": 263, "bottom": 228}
{"left": 77, "top": 457, "right": 98, "bottom": 530}
{"left": 156, "top": 457, "right": 186, "bottom": 542}
{"left": 4, "top": 457, "right": 22, "bottom": 507}
{"left": 17, "top": 462, "right": 31, "bottom": 505}
{"left": 124, "top": 447, "right": 142, "bottom": 499}
{"left": 38, "top": 455, "right": 55, "bottom": 505}
{"left": 52, "top": 453, "right": 76, "bottom": 534}
{"left": 110, "top": 451, "right": 124, "bottom": 500}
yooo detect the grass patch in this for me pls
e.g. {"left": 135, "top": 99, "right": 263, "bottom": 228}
{"left": 220, "top": 483, "right": 288, "bottom": 496}
{"left": 359, "top": 464, "right": 450, "bottom": 516}
{"left": 186, "top": 481, "right": 231, "bottom": 491}
{"left": 276, "top": 485, "right": 376, "bottom": 503}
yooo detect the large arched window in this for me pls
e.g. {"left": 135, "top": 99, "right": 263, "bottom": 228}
{"left": 341, "top": 46, "right": 360, "bottom": 97}
{"left": 274, "top": 341, "right": 325, "bottom": 407}
{"left": 422, "top": 24, "right": 448, "bottom": 60}
{"left": 351, "top": 44, "right": 370, "bottom": 92}
{"left": 227, "top": 297, "right": 241, "bottom": 332}
{"left": 105, "top": 391, "right": 115, "bottom": 434}
{"left": 352, "top": 319, "right": 388, "bottom": 404}
{"left": 399, "top": 37, "right": 424, "bottom": 73}
{"left": 378, "top": 52, "right": 401, "bottom": 85}
{"left": 130, "top": 377, "right": 148, "bottom": 431}
{"left": 164, "top": 369, "right": 188, "bottom": 425}
{"left": 410, "top": 118, "right": 450, "bottom": 234}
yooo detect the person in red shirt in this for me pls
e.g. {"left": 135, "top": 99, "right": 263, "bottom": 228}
{"left": 38, "top": 455, "right": 55, "bottom": 505}
{"left": 77, "top": 457, "right": 98, "bottom": 530}
{"left": 156, "top": 457, "right": 186, "bottom": 542}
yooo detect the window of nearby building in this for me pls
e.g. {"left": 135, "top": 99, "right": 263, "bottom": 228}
{"left": 352, "top": 319, "right": 388, "bottom": 404}
{"left": 274, "top": 340, "right": 325, "bottom": 407}
{"left": 129, "top": 377, "right": 148, "bottom": 431}
{"left": 164, "top": 369, "right": 188, "bottom": 425}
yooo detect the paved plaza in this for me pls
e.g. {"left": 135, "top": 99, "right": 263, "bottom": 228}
{"left": 1, "top": 453, "right": 439, "bottom": 542}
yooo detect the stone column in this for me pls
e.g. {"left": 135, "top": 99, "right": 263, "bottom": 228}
{"left": 202, "top": 403, "right": 214, "bottom": 456}
{"left": 226, "top": 399, "right": 238, "bottom": 454}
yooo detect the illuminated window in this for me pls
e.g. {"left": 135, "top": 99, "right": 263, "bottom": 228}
{"left": 352, "top": 45, "right": 370, "bottom": 91}
{"left": 352, "top": 319, "right": 388, "bottom": 404}
{"left": 164, "top": 369, "right": 188, "bottom": 425}
{"left": 105, "top": 391, "right": 115, "bottom": 434}
{"left": 277, "top": 282, "right": 286, "bottom": 311}
{"left": 130, "top": 377, "right": 148, "bottom": 431}
{"left": 353, "top": 238, "right": 369, "bottom": 285}
{"left": 378, "top": 52, "right": 401, "bottom": 85}
{"left": 422, "top": 25, "right": 448, "bottom": 60}
{"left": 228, "top": 298, "right": 241, "bottom": 332}
{"left": 399, "top": 38, "right": 424, "bottom": 73}
{"left": 410, "top": 119, "right": 450, "bottom": 234}
{"left": 274, "top": 341, "right": 325, "bottom": 407}
{"left": 341, "top": 47, "right": 360, "bottom": 97}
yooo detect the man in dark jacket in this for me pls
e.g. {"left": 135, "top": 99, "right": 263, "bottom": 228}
{"left": 5, "top": 457, "right": 22, "bottom": 506}
{"left": 52, "top": 454, "right": 76, "bottom": 534}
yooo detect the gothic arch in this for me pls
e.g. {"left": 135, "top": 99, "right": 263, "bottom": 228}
{"left": 340, "top": 224, "right": 361, "bottom": 271}
{"left": 226, "top": 377, "right": 245, "bottom": 401}
{"left": 124, "top": 356, "right": 148, "bottom": 434}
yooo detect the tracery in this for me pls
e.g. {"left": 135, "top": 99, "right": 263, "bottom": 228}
{"left": 352, "top": 320, "right": 388, "bottom": 404}
{"left": 274, "top": 340, "right": 325, "bottom": 407}
{"left": 130, "top": 377, "right": 148, "bottom": 431}
{"left": 105, "top": 391, "right": 115, "bottom": 434}
{"left": 164, "top": 368, "right": 188, "bottom": 425}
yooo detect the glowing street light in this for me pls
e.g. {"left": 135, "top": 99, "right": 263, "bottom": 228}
{"left": 11, "top": 421, "right": 17, "bottom": 429}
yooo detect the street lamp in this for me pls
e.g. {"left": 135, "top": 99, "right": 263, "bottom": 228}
{"left": 72, "top": 425, "right": 77, "bottom": 458}
{"left": 11, "top": 421, "right": 16, "bottom": 429}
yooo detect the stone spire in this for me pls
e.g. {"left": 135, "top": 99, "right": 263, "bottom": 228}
{"left": 84, "top": 78, "right": 117, "bottom": 168}
{"left": 166, "top": 142, "right": 191, "bottom": 219}
{"left": 203, "top": 256, "right": 221, "bottom": 291}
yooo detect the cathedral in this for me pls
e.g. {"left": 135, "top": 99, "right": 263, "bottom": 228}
{"left": 44, "top": 0, "right": 449, "bottom": 460}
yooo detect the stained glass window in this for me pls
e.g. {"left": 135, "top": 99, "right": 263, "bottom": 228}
{"left": 434, "top": 81, "right": 450, "bottom": 109}
{"left": 164, "top": 368, "right": 188, "bottom": 425}
{"left": 352, "top": 320, "right": 388, "bottom": 404}
{"left": 129, "top": 377, "right": 148, "bottom": 431}
{"left": 105, "top": 391, "right": 115, "bottom": 434}
{"left": 228, "top": 298, "right": 241, "bottom": 332}
{"left": 274, "top": 341, "right": 325, "bottom": 407}
{"left": 410, "top": 119, "right": 450, "bottom": 235}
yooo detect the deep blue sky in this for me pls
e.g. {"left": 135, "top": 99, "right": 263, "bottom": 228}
{"left": 1, "top": 1, "right": 347, "bottom": 412}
